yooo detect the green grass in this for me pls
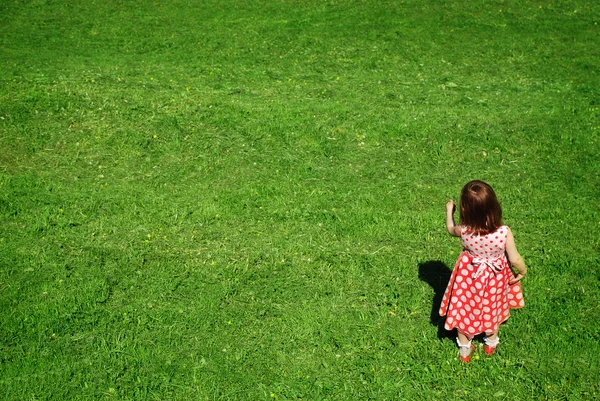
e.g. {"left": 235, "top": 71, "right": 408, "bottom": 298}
{"left": 1, "top": 0, "right": 599, "bottom": 399}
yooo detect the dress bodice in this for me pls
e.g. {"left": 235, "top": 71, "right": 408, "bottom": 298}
{"left": 460, "top": 225, "right": 508, "bottom": 261}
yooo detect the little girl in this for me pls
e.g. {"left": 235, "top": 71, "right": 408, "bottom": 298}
{"left": 439, "top": 180, "right": 527, "bottom": 362}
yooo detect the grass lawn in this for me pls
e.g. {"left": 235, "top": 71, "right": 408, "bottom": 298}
{"left": 1, "top": 0, "right": 599, "bottom": 399}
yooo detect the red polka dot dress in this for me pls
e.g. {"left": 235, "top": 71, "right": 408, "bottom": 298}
{"left": 439, "top": 225, "right": 524, "bottom": 337}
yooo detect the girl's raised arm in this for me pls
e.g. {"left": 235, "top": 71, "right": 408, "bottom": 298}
{"left": 446, "top": 201, "right": 461, "bottom": 237}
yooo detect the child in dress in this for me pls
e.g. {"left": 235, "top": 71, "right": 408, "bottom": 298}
{"left": 439, "top": 180, "right": 527, "bottom": 362}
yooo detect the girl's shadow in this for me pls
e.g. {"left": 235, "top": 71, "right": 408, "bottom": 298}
{"left": 418, "top": 260, "right": 454, "bottom": 340}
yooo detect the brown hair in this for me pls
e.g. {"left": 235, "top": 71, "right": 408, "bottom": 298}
{"left": 459, "top": 180, "right": 503, "bottom": 235}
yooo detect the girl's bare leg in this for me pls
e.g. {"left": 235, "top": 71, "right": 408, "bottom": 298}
{"left": 457, "top": 331, "right": 471, "bottom": 345}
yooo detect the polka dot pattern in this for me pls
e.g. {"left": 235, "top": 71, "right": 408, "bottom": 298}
{"left": 439, "top": 225, "right": 524, "bottom": 336}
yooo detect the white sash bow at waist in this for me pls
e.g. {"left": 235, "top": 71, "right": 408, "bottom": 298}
{"left": 471, "top": 256, "right": 503, "bottom": 279}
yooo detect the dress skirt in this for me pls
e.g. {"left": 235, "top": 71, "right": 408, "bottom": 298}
{"left": 439, "top": 251, "right": 524, "bottom": 337}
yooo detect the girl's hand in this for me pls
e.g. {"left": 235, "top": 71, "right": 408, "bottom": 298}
{"left": 446, "top": 200, "right": 456, "bottom": 214}
{"left": 509, "top": 272, "right": 525, "bottom": 285}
